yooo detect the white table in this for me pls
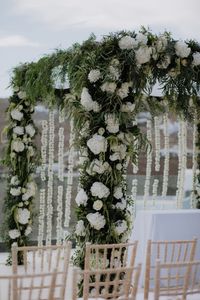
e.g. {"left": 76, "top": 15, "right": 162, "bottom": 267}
{"left": 129, "top": 209, "right": 200, "bottom": 287}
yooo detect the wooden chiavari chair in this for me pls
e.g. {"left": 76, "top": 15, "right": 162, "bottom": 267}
{"left": 144, "top": 238, "right": 197, "bottom": 300}
{"left": 154, "top": 260, "right": 200, "bottom": 300}
{"left": 11, "top": 241, "right": 72, "bottom": 300}
{"left": 72, "top": 264, "right": 141, "bottom": 300}
{"left": 84, "top": 241, "right": 138, "bottom": 270}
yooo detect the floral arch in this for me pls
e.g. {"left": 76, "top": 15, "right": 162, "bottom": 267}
{"left": 3, "top": 28, "right": 200, "bottom": 266}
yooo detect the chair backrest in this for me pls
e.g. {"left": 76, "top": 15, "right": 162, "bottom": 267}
{"left": 144, "top": 238, "right": 197, "bottom": 300}
{"left": 72, "top": 264, "right": 141, "bottom": 300}
{"left": 12, "top": 241, "right": 72, "bottom": 300}
{"left": 154, "top": 260, "right": 200, "bottom": 300}
{"left": 0, "top": 270, "right": 58, "bottom": 300}
{"left": 84, "top": 241, "right": 138, "bottom": 270}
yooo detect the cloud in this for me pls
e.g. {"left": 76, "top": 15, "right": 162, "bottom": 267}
{"left": 13, "top": 0, "right": 200, "bottom": 39}
{"left": 0, "top": 35, "right": 40, "bottom": 47}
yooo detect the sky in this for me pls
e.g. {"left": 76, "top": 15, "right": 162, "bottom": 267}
{"left": 0, "top": 0, "right": 200, "bottom": 98}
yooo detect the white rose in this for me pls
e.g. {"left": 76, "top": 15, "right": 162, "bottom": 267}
{"left": 25, "top": 124, "right": 36, "bottom": 137}
{"left": 25, "top": 225, "right": 32, "bottom": 236}
{"left": 75, "top": 189, "right": 88, "bottom": 206}
{"left": 114, "top": 220, "right": 128, "bottom": 235}
{"left": 114, "top": 186, "right": 123, "bottom": 199}
{"left": 16, "top": 208, "right": 30, "bottom": 225}
{"left": 88, "top": 69, "right": 101, "bottom": 83}
{"left": 89, "top": 159, "right": 109, "bottom": 174}
{"left": 120, "top": 102, "right": 135, "bottom": 112}
{"left": 81, "top": 87, "right": 101, "bottom": 112}
{"left": 86, "top": 212, "right": 106, "bottom": 230}
{"left": 175, "top": 41, "right": 191, "bottom": 58}
{"left": 12, "top": 140, "right": 25, "bottom": 152}
{"left": 192, "top": 52, "right": 200, "bottom": 66}
{"left": 13, "top": 126, "right": 24, "bottom": 135}
{"left": 75, "top": 220, "right": 86, "bottom": 236}
{"left": 87, "top": 134, "right": 107, "bottom": 155}
{"left": 9, "top": 229, "right": 21, "bottom": 239}
{"left": 116, "top": 163, "right": 122, "bottom": 170}
{"left": 136, "top": 33, "right": 148, "bottom": 45}
{"left": 10, "top": 176, "right": 20, "bottom": 186}
{"left": 91, "top": 182, "right": 110, "bottom": 199}
{"left": 135, "top": 46, "right": 152, "bottom": 65}
{"left": 22, "top": 182, "right": 36, "bottom": 201}
{"left": 98, "top": 127, "right": 105, "bottom": 135}
{"left": 101, "top": 82, "right": 117, "bottom": 94}
{"left": 18, "top": 91, "right": 27, "bottom": 99}
{"left": 10, "top": 109, "right": 23, "bottom": 121}
{"left": 10, "top": 187, "right": 21, "bottom": 196}
{"left": 116, "top": 198, "right": 126, "bottom": 210}
{"left": 105, "top": 114, "right": 119, "bottom": 134}
{"left": 118, "top": 36, "right": 137, "bottom": 50}
{"left": 93, "top": 200, "right": 103, "bottom": 211}
{"left": 110, "top": 144, "right": 127, "bottom": 160}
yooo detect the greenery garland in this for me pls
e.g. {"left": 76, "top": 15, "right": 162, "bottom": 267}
{"left": 2, "top": 28, "right": 200, "bottom": 266}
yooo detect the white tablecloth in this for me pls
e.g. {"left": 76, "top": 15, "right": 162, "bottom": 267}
{"left": 129, "top": 209, "right": 200, "bottom": 287}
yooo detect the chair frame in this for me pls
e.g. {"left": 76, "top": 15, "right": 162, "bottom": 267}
{"left": 144, "top": 238, "right": 197, "bottom": 300}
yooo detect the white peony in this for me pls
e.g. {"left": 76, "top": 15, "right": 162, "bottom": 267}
{"left": 120, "top": 102, "right": 135, "bottom": 112}
{"left": 88, "top": 69, "right": 101, "bottom": 83}
{"left": 114, "top": 186, "right": 123, "bottom": 199}
{"left": 135, "top": 46, "right": 152, "bottom": 65}
{"left": 117, "top": 82, "right": 132, "bottom": 99}
{"left": 136, "top": 33, "right": 148, "bottom": 45}
{"left": 118, "top": 36, "right": 137, "bottom": 50}
{"left": 13, "top": 126, "right": 24, "bottom": 135}
{"left": 11, "top": 109, "right": 24, "bottom": 121}
{"left": 10, "top": 175, "right": 20, "bottom": 186}
{"left": 86, "top": 212, "right": 106, "bottom": 230}
{"left": 91, "top": 182, "right": 110, "bottom": 199}
{"left": 87, "top": 134, "right": 107, "bottom": 155}
{"left": 157, "top": 55, "right": 171, "bottom": 69}
{"left": 25, "top": 225, "right": 32, "bottom": 236}
{"left": 22, "top": 182, "right": 36, "bottom": 201}
{"left": 75, "top": 189, "right": 88, "bottom": 206}
{"left": 12, "top": 140, "right": 25, "bottom": 152}
{"left": 105, "top": 114, "right": 119, "bottom": 134}
{"left": 16, "top": 208, "right": 30, "bottom": 225}
{"left": 17, "top": 91, "right": 27, "bottom": 99}
{"left": 80, "top": 87, "right": 100, "bottom": 112}
{"left": 93, "top": 200, "right": 103, "bottom": 211}
{"left": 175, "top": 41, "right": 191, "bottom": 58}
{"left": 192, "top": 52, "right": 200, "bottom": 66}
{"left": 9, "top": 229, "right": 21, "bottom": 239}
{"left": 114, "top": 220, "right": 128, "bottom": 235}
{"left": 75, "top": 220, "right": 86, "bottom": 236}
{"left": 101, "top": 82, "right": 117, "bottom": 93}
{"left": 25, "top": 124, "right": 36, "bottom": 137}
{"left": 115, "top": 198, "right": 127, "bottom": 210}
{"left": 10, "top": 187, "right": 21, "bottom": 196}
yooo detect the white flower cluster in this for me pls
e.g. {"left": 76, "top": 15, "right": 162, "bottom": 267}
{"left": 25, "top": 124, "right": 36, "bottom": 137}
{"left": 81, "top": 88, "right": 100, "bottom": 112}
{"left": 90, "top": 182, "right": 110, "bottom": 199}
{"left": 38, "top": 188, "right": 45, "bottom": 247}
{"left": 13, "top": 126, "right": 24, "bottom": 135}
{"left": 22, "top": 181, "right": 36, "bottom": 201}
{"left": 11, "top": 108, "right": 24, "bottom": 121}
{"left": 175, "top": 41, "right": 191, "bottom": 58}
{"left": 108, "top": 59, "right": 120, "bottom": 80}
{"left": 101, "top": 82, "right": 117, "bottom": 94}
{"left": 9, "top": 229, "right": 21, "bottom": 239}
{"left": 88, "top": 69, "right": 101, "bottom": 83}
{"left": 10, "top": 186, "right": 21, "bottom": 196}
{"left": 105, "top": 114, "right": 119, "bottom": 133}
{"left": 117, "top": 82, "right": 132, "bottom": 99}
{"left": 56, "top": 185, "right": 63, "bottom": 245}
{"left": 118, "top": 35, "right": 137, "bottom": 50}
{"left": 114, "top": 220, "right": 128, "bottom": 235}
{"left": 16, "top": 208, "right": 30, "bottom": 225}
{"left": 87, "top": 134, "right": 107, "bottom": 155}
{"left": 58, "top": 127, "right": 64, "bottom": 181}
{"left": 10, "top": 175, "right": 20, "bottom": 186}
{"left": 110, "top": 143, "right": 127, "bottom": 161}
{"left": 115, "top": 198, "right": 126, "bottom": 210}
{"left": 93, "top": 200, "right": 103, "bottom": 211}
{"left": 12, "top": 140, "right": 25, "bottom": 153}
{"left": 40, "top": 120, "right": 48, "bottom": 181}
{"left": 75, "top": 220, "right": 86, "bottom": 236}
{"left": 162, "top": 114, "right": 170, "bottom": 197}
{"left": 75, "top": 188, "right": 88, "bottom": 206}
{"left": 113, "top": 186, "right": 123, "bottom": 199}
{"left": 135, "top": 46, "right": 152, "bottom": 65}
{"left": 87, "top": 159, "right": 110, "bottom": 175}
{"left": 86, "top": 212, "right": 106, "bottom": 230}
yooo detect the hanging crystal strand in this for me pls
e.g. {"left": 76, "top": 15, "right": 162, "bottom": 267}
{"left": 132, "top": 119, "right": 139, "bottom": 174}
{"left": 176, "top": 120, "right": 187, "bottom": 208}
{"left": 46, "top": 111, "right": 55, "bottom": 246}
{"left": 143, "top": 119, "right": 152, "bottom": 208}
{"left": 154, "top": 116, "right": 161, "bottom": 172}
{"left": 38, "top": 189, "right": 46, "bottom": 247}
{"left": 131, "top": 179, "right": 138, "bottom": 223}
{"left": 38, "top": 120, "right": 48, "bottom": 247}
{"left": 64, "top": 118, "right": 75, "bottom": 228}
{"left": 152, "top": 179, "right": 159, "bottom": 207}
{"left": 162, "top": 113, "right": 170, "bottom": 198}
{"left": 56, "top": 109, "right": 65, "bottom": 245}
{"left": 191, "top": 114, "right": 198, "bottom": 208}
